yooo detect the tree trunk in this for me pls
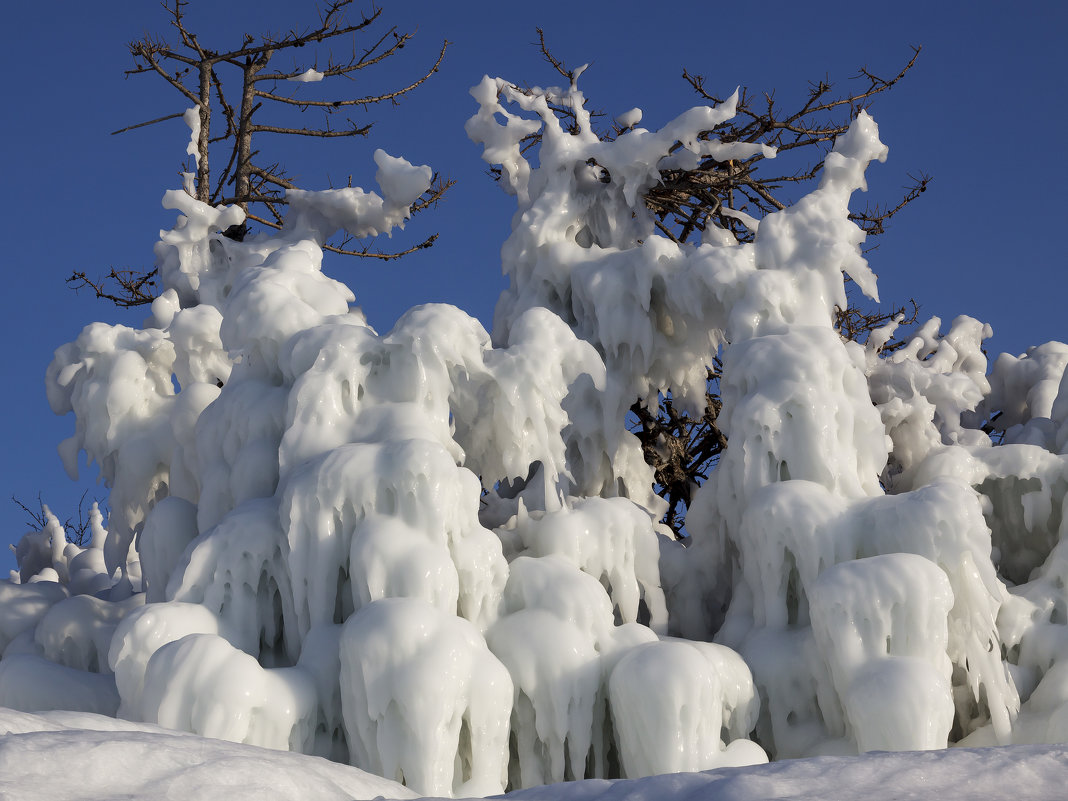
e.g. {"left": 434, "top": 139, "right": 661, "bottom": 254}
{"left": 234, "top": 57, "right": 266, "bottom": 211}
{"left": 195, "top": 61, "right": 212, "bottom": 204}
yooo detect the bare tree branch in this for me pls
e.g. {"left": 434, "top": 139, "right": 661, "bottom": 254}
{"left": 324, "top": 233, "right": 438, "bottom": 259}
{"left": 67, "top": 268, "right": 159, "bottom": 307}
{"left": 86, "top": 1, "right": 451, "bottom": 306}
{"left": 110, "top": 111, "right": 186, "bottom": 136}
{"left": 249, "top": 122, "right": 372, "bottom": 137}
{"left": 254, "top": 40, "right": 448, "bottom": 108}
{"left": 11, "top": 491, "right": 103, "bottom": 548}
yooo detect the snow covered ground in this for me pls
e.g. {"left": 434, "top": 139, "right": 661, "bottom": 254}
{"left": 0, "top": 708, "right": 416, "bottom": 801}
{"left": 2, "top": 708, "right": 1066, "bottom": 801}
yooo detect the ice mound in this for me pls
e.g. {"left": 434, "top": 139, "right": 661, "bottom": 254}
{"left": 0, "top": 708, "right": 417, "bottom": 801}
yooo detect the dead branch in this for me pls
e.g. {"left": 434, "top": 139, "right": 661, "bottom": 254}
{"left": 628, "top": 365, "right": 726, "bottom": 537}
{"left": 12, "top": 490, "right": 105, "bottom": 548}
{"left": 84, "top": 1, "right": 450, "bottom": 307}
{"left": 66, "top": 268, "right": 159, "bottom": 307}
{"left": 110, "top": 111, "right": 186, "bottom": 136}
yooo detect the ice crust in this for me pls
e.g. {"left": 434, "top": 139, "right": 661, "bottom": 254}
{"left": 3, "top": 709, "right": 1067, "bottom": 801}
{"left": 6, "top": 69, "right": 1068, "bottom": 797}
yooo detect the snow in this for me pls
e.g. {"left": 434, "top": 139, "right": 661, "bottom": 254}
{"left": 288, "top": 67, "right": 325, "bottom": 83}
{"left": 341, "top": 598, "right": 513, "bottom": 796}
{"left": 1, "top": 708, "right": 1066, "bottom": 801}
{"left": 4, "top": 68, "right": 1068, "bottom": 800}
{"left": 0, "top": 708, "right": 417, "bottom": 801}
{"left": 183, "top": 107, "right": 201, "bottom": 166}
{"left": 614, "top": 108, "right": 642, "bottom": 130}
{"left": 495, "top": 744, "right": 1068, "bottom": 801}
{"left": 285, "top": 150, "right": 432, "bottom": 243}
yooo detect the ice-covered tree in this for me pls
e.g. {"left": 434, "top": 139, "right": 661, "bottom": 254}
{"left": 518, "top": 32, "right": 928, "bottom": 537}
{"left": 4, "top": 46, "right": 1068, "bottom": 801}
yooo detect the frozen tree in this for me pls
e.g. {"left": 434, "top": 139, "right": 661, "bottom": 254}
{"left": 4, "top": 48, "right": 1068, "bottom": 801}
{"left": 515, "top": 33, "right": 927, "bottom": 536}
{"left": 68, "top": 0, "right": 450, "bottom": 308}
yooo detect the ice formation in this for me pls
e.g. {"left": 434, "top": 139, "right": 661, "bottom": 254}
{"left": 4, "top": 65, "right": 1068, "bottom": 798}
{"left": 288, "top": 68, "right": 325, "bottom": 83}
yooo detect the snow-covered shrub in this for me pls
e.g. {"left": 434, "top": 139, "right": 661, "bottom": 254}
{"left": 4, "top": 67, "right": 1068, "bottom": 798}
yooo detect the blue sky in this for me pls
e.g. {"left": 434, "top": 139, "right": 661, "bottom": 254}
{"left": 1, "top": 0, "right": 1065, "bottom": 571}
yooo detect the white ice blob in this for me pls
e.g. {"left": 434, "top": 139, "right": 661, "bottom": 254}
{"left": 608, "top": 640, "right": 765, "bottom": 777}
{"left": 140, "top": 632, "right": 317, "bottom": 750}
{"left": 288, "top": 68, "right": 325, "bottom": 82}
{"left": 339, "top": 598, "right": 512, "bottom": 797}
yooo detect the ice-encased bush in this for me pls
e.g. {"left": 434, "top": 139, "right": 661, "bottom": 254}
{"left": 4, "top": 67, "right": 1068, "bottom": 797}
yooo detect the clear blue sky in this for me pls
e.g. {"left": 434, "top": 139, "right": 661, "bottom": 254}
{"left": 1, "top": 0, "right": 1065, "bottom": 571}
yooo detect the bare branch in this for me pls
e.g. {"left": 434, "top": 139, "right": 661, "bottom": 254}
{"left": 252, "top": 26, "right": 414, "bottom": 82}
{"left": 254, "top": 40, "right": 448, "bottom": 108}
{"left": 110, "top": 111, "right": 186, "bottom": 136}
{"left": 248, "top": 164, "right": 297, "bottom": 189}
{"left": 250, "top": 121, "right": 372, "bottom": 137}
{"left": 324, "top": 233, "right": 438, "bottom": 260}
{"left": 11, "top": 490, "right": 102, "bottom": 548}
{"left": 66, "top": 268, "right": 159, "bottom": 308}
{"left": 408, "top": 174, "right": 455, "bottom": 215}
{"left": 127, "top": 42, "right": 200, "bottom": 104}
{"left": 212, "top": 5, "right": 383, "bottom": 64}
{"left": 834, "top": 298, "right": 921, "bottom": 351}
{"left": 850, "top": 172, "right": 931, "bottom": 236}
{"left": 536, "top": 28, "right": 575, "bottom": 81}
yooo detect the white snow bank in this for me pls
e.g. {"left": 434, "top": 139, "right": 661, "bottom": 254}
{"left": 0, "top": 708, "right": 416, "bottom": 801}
{"left": 486, "top": 744, "right": 1068, "bottom": 801}
{"left": 0, "top": 707, "right": 1065, "bottom": 801}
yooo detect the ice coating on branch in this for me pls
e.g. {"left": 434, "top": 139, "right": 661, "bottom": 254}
{"left": 280, "top": 437, "right": 507, "bottom": 638}
{"left": 139, "top": 633, "right": 317, "bottom": 751}
{"left": 13, "top": 62, "right": 1068, "bottom": 796}
{"left": 46, "top": 323, "right": 177, "bottom": 574}
{"left": 667, "top": 115, "right": 897, "bottom": 670}
{"left": 137, "top": 497, "right": 198, "bottom": 604}
{"left": 35, "top": 593, "right": 144, "bottom": 674}
{"left": 108, "top": 601, "right": 230, "bottom": 719}
{"left": 609, "top": 640, "right": 765, "bottom": 777}
{"left": 508, "top": 498, "right": 668, "bottom": 631}
{"left": 284, "top": 150, "right": 431, "bottom": 243}
{"left": 615, "top": 107, "right": 642, "bottom": 130}
{"left": 976, "top": 342, "right": 1068, "bottom": 450}
{"left": 870, "top": 315, "right": 994, "bottom": 487}
{"left": 166, "top": 498, "right": 298, "bottom": 662}
{"left": 469, "top": 74, "right": 771, "bottom": 417}
{"left": 810, "top": 554, "right": 955, "bottom": 752}
{"left": 339, "top": 599, "right": 512, "bottom": 797}
{"left": 487, "top": 608, "right": 601, "bottom": 787}
{"left": 348, "top": 515, "right": 460, "bottom": 614}
{"left": 182, "top": 108, "right": 201, "bottom": 167}
{"left": 0, "top": 580, "right": 68, "bottom": 653}
{"left": 288, "top": 68, "right": 325, "bottom": 83}
{"left": 154, "top": 188, "right": 247, "bottom": 306}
